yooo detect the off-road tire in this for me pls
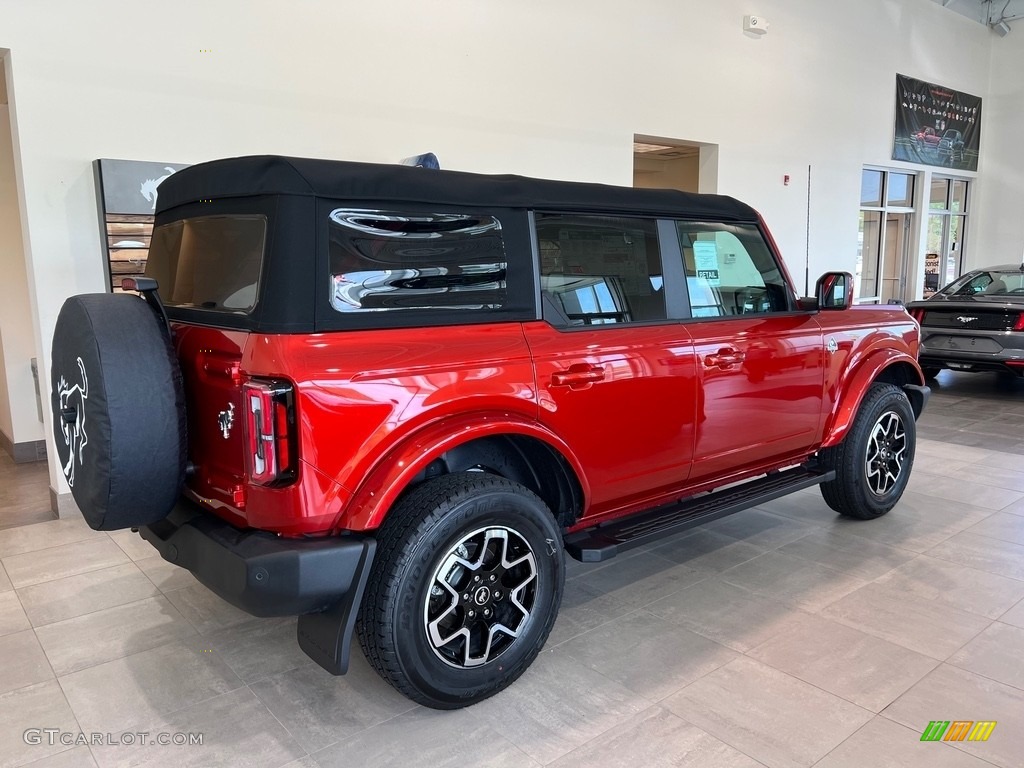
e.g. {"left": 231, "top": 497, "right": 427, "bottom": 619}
{"left": 357, "top": 472, "right": 564, "bottom": 709}
{"left": 817, "top": 383, "right": 916, "bottom": 519}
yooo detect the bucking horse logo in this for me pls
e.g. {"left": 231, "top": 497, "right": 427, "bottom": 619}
{"left": 56, "top": 357, "right": 89, "bottom": 487}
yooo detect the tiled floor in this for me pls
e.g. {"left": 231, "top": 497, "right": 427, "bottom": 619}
{"left": 0, "top": 450, "right": 52, "bottom": 530}
{"left": 0, "top": 371, "right": 1022, "bottom": 768}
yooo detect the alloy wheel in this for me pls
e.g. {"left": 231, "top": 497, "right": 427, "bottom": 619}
{"left": 864, "top": 410, "right": 907, "bottom": 496}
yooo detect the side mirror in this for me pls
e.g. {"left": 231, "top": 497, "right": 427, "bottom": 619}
{"left": 816, "top": 271, "right": 854, "bottom": 310}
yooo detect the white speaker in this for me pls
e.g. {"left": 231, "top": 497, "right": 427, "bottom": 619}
{"left": 744, "top": 15, "right": 769, "bottom": 35}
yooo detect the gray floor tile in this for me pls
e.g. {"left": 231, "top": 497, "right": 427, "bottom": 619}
{"left": 561, "top": 610, "right": 737, "bottom": 701}
{"left": 948, "top": 622, "right": 1024, "bottom": 690}
{"left": 571, "top": 551, "right": 707, "bottom": 609}
{"left": 0, "top": 518, "right": 96, "bottom": 559}
{"left": 59, "top": 639, "right": 244, "bottom": 734}
{"left": 663, "top": 657, "right": 872, "bottom": 768}
{"left": 1, "top": 538, "right": 130, "bottom": 589}
{"left": 776, "top": 530, "right": 915, "bottom": 581}
{"left": 546, "top": 578, "right": 636, "bottom": 647}
{"left": 312, "top": 707, "right": 537, "bottom": 768}
{"left": 907, "top": 470, "right": 1023, "bottom": 511}
{"left": 747, "top": 613, "right": 938, "bottom": 712}
{"left": 883, "top": 664, "right": 1024, "bottom": 768}
{"left": 250, "top": 653, "right": 414, "bottom": 754}
{"left": 964, "top": 510, "right": 1024, "bottom": 546}
{"left": 650, "top": 528, "right": 767, "bottom": 573}
{"left": 203, "top": 617, "right": 313, "bottom": 684}
{"left": 0, "top": 589, "right": 30, "bottom": 636}
{"left": 135, "top": 556, "right": 199, "bottom": 594}
{"left": 926, "top": 531, "right": 1024, "bottom": 580}
{"left": 0, "top": 629, "right": 55, "bottom": 695}
{"left": 883, "top": 490, "right": 994, "bottom": 529}
{"left": 0, "top": 680, "right": 79, "bottom": 768}
{"left": 833, "top": 511, "right": 963, "bottom": 554}
{"left": 465, "top": 651, "right": 650, "bottom": 764}
{"left": 547, "top": 706, "right": 763, "bottom": 768}
{"left": 106, "top": 529, "right": 157, "bottom": 562}
{"left": 35, "top": 595, "right": 196, "bottom": 676}
{"left": 821, "top": 583, "right": 989, "bottom": 660}
{"left": 702, "top": 509, "right": 818, "bottom": 549}
{"left": 718, "top": 551, "right": 867, "bottom": 612}
{"left": 0, "top": 561, "right": 11, "bottom": 593}
{"left": 915, "top": 440, "right": 995, "bottom": 465}
{"left": 815, "top": 715, "right": 993, "bottom": 768}
{"left": 89, "top": 687, "right": 305, "bottom": 768}
{"left": 647, "top": 578, "right": 809, "bottom": 653}
{"left": 1003, "top": 496, "right": 1024, "bottom": 516}
{"left": 165, "top": 585, "right": 252, "bottom": 635}
{"left": 873, "top": 554, "right": 1024, "bottom": 619}
{"left": 999, "top": 597, "right": 1024, "bottom": 629}
{"left": 17, "top": 563, "right": 160, "bottom": 627}
{"left": 975, "top": 451, "right": 1024, "bottom": 474}
{"left": 22, "top": 746, "right": 100, "bottom": 767}
{"left": 754, "top": 490, "right": 837, "bottom": 526}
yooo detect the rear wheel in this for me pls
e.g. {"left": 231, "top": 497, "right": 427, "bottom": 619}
{"left": 817, "top": 383, "right": 916, "bottom": 519}
{"left": 357, "top": 472, "right": 564, "bottom": 709}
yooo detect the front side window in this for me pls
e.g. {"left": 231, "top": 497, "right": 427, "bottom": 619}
{"left": 536, "top": 214, "right": 665, "bottom": 326}
{"left": 328, "top": 209, "right": 507, "bottom": 313}
{"left": 145, "top": 215, "right": 266, "bottom": 312}
{"left": 676, "top": 222, "right": 790, "bottom": 317}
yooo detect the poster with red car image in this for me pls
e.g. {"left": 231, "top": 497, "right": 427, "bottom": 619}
{"left": 892, "top": 74, "right": 981, "bottom": 171}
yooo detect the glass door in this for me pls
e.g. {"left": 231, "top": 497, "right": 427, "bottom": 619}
{"left": 856, "top": 169, "right": 917, "bottom": 304}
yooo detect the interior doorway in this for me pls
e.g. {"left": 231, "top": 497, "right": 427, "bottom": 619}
{"left": 633, "top": 135, "right": 718, "bottom": 194}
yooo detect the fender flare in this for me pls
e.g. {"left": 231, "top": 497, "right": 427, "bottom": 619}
{"left": 333, "top": 412, "right": 590, "bottom": 532}
{"left": 820, "top": 349, "right": 923, "bottom": 449}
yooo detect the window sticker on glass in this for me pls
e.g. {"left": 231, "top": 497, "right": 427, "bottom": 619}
{"left": 694, "top": 241, "right": 720, "bottom": 283}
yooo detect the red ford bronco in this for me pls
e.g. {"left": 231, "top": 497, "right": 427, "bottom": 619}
{"left": 50, "top": 156, "right": 928, "bottom": 708}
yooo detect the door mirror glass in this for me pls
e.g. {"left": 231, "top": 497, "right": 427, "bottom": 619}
{"left": 816, "top": 271, "right": 854, "bottom": 310}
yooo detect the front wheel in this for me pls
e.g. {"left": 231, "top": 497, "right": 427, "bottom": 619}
{"left": 357, "top": 472, "right": 564, "bottom": 709}
{"left": 817, "top": 383, "right": 916, "bottom": 519}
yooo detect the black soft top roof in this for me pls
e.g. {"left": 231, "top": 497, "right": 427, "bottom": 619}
{"left": 155, "top": 155, "right": 759, "bottom": 221}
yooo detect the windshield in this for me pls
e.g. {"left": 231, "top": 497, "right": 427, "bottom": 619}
{"left": 937, "top": 269, "right": 1024, "bottom": 298}
{"left": 145, "top": 215, "right": 267, "bottom": 313}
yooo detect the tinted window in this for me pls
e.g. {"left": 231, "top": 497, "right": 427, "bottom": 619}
{"left": 676, "top": 222, "right": 790, "bottom": 317}
{"left": 536, "top": 214, "right": 665, "bottom": 326}
{"left": 328, "top": 209, "right": 507, "bottom": 313}
{"left": 939, "top": 270, "right": 1024, "bottom": 297}
{"left": 145, "top": 215, "right": 266, "bottom": 312}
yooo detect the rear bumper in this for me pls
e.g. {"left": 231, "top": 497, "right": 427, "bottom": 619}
{"left": 139, "top": 498, "right": 375, "bottom": 617}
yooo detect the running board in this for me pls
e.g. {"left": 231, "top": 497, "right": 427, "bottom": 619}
{"left": 564, "top": 466, "right": 835, "bottom": 563}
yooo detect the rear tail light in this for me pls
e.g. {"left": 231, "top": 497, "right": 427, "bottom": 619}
{"left": 242, "top": 379, "right": 298, "bottom": 486}
{"left": 909, "top": 307, "right": 926, "bottom": 324}
{"left": 1014, "top": 313, "right": 1024, "bottom": 332}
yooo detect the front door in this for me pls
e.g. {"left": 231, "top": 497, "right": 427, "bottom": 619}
{"left": 673, "top": 220, "right": 825, "bottom": 482}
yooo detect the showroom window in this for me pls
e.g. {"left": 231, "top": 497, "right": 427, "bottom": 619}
{"left": 857, "top": 169, "right": 918, "bottom": 304}
{"left": 926, "top": 177, "right": 969, "bottom": 294}
{"left": 535, "top": 214, "right": 666, "bottom": 326}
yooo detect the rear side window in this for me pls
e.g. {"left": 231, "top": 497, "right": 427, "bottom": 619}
{"left": 536, "top": 214, "right": 665, "bottom": 326}
{"left": 676, "top": 222, "right": 790, "bottom": 317}
{"left": 145, "top": 215, "right": 266, "bottom": 313}
{"left": 328, "top": 209, "right": 508, "bottom": 313}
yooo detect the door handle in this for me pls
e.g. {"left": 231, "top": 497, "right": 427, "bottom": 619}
{"left": 550, "top": 365, "right": 606, "bottom": 389}
{"left": 703, "top": 348, "right": 745, "bottom": 369}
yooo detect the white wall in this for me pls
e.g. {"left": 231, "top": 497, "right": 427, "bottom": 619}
{"left": 0, "top": 100, "right": 41, "bottom": 446}
{"left": 973, "top": 32, "right": 1024, "bottom": 267}
{"left": 0, "top": 0, "right": 1008, "bottom": 491}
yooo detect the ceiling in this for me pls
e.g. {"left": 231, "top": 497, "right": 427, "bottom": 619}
{"left": 933, "top": 0, "right": 1024, "bottom": 28}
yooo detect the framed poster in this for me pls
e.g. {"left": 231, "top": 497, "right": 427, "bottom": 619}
{"left": 93, "top": 159, "right": 189, "bottom": 292}
{"left": 892, "top": 74, "right": 981, "bottom": 172}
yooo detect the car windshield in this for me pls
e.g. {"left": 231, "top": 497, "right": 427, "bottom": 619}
{"left": 938, "top": 269, "right": 1024, "bottom": 298}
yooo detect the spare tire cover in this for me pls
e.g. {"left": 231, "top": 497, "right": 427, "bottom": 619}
{"left": 50, "top": 294, "right": 186, "bottom": 530}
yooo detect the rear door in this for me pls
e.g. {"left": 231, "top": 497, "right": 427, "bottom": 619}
{"left": 673, "top": 221, "right": 825, "bottom": 481}
{"left": 523, "top": 214, "right": 699, "bottom": 519}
